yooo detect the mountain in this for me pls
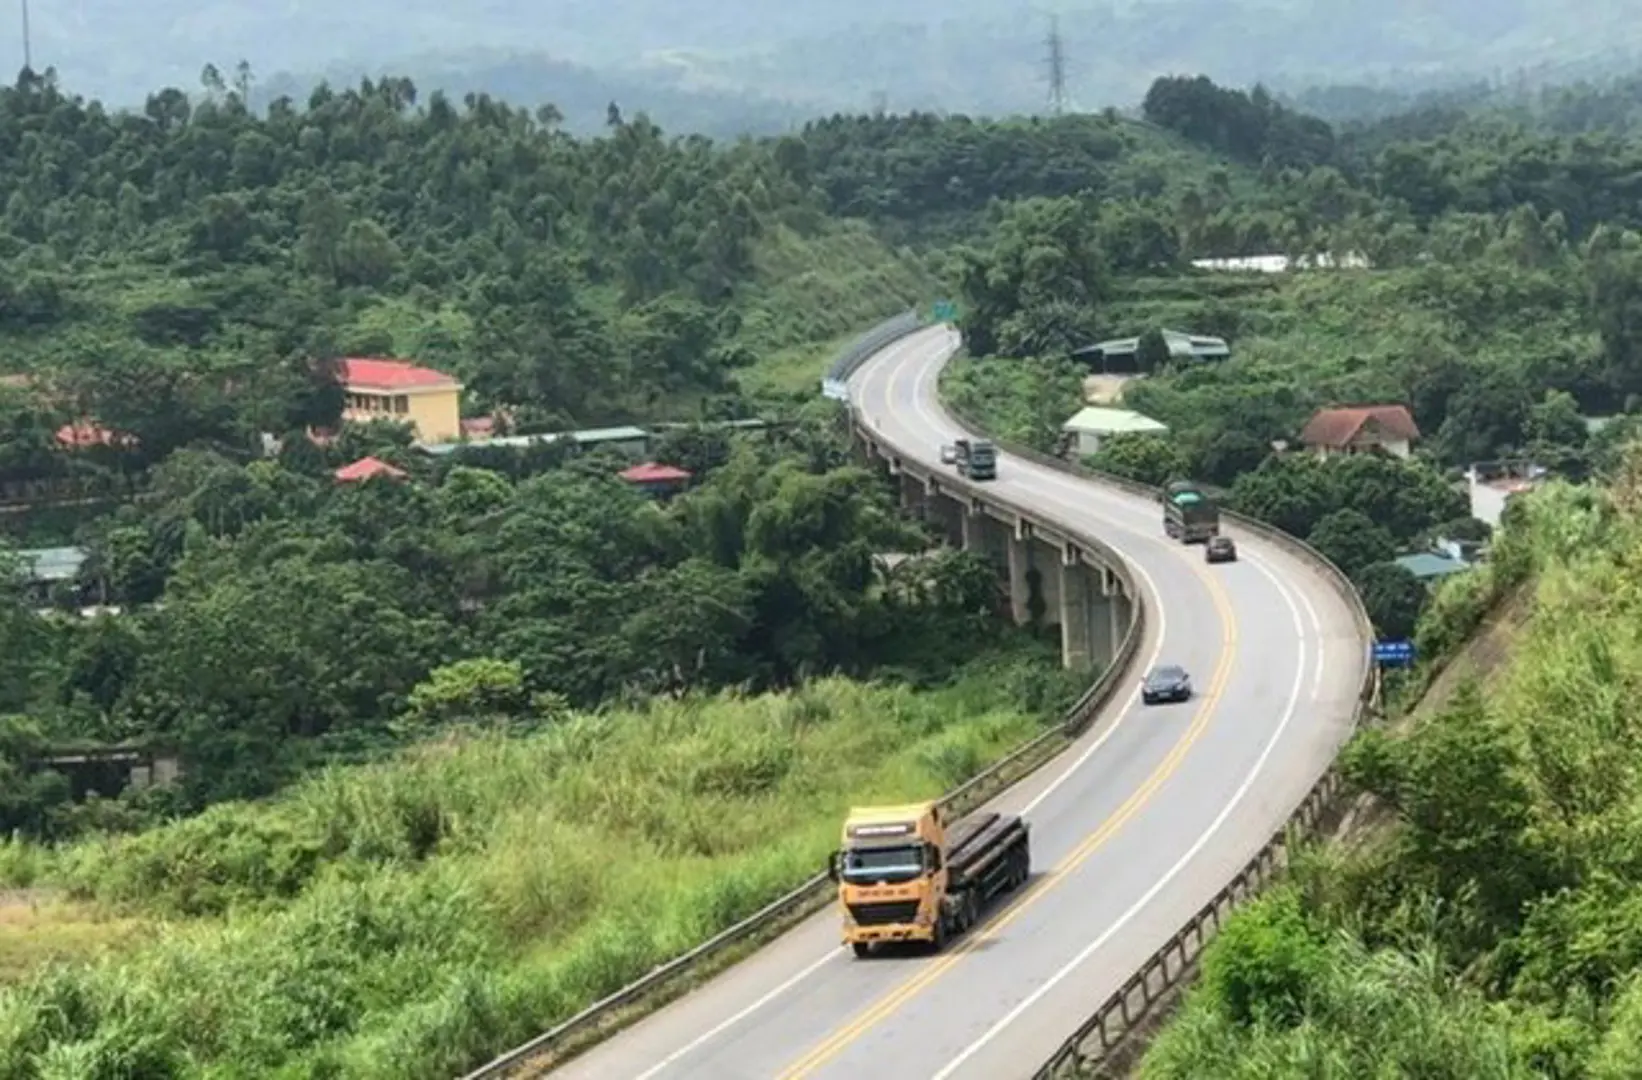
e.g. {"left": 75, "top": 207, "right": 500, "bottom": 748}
{"left": 250, "top": 51, "right": 814, "bottom": 138}
{"left": 15, "top": 0, "right": 1642, "bottom": 128}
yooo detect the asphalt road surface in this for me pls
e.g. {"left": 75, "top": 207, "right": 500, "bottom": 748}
{"left": 554, "top": 324, "right": 1367, "bottom": 1080}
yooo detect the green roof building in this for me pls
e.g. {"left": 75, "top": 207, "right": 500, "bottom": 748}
{"left": 1062, "top": 407, "right": 1169, "bottom": 457}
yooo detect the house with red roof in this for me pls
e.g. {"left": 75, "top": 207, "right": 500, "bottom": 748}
{"left": 339, "top": 358, "right": 463, "bottom": 444}
{"left": 55, "top": 421, "right": 134, "bottom": 450}
{"left": 618, "top": 461, "right": 691, "bottom": 497}
{"left": 1298, "top": 405, "right": 1419, "bottom": 460}
{"left": 334, "top": 456, "right": 408, "bottom": 483}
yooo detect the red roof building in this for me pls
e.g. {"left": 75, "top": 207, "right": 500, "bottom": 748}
{"left": 620, "top": 462, "right": 691, "bottom": 483}
{"left": 619, "top": 461, "right": 692, "bottom": 497}
{"left": 55, "top": 422, "right": 133, "bottom": 449}
{"left": 1298, "top": 405, "right": 1419, "bottom": 460}
{"left": 339, "top": 358, "right": 458, "bottom": 390}
{"left": 334, "top": 456, "right": 408, "bottom": 482}
{"left": 338, "top": 358, "right": 464, "bottom": 444}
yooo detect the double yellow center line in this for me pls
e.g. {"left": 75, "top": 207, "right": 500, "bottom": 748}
{"left": 775, "top": 555, "right": 1239, "bottom": 1079}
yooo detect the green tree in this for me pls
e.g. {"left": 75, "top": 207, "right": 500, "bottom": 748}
{"left": 399, "top": 657, "right": 530, "bottom": 734}
{"left": 1086, "top": 433, "right": 1188, "bottom": 487}
{"left": 1354, "top": 560, "right": 1426, "bottom": 640}
{"left": 958, "top": 195, "right": 1109, "bottom": 357}
{"left": 1307, "top": 508, "right": 1397, "bottom": 577}
{"left": 1135, "top": 328, "right": 1172, "bottom": 373}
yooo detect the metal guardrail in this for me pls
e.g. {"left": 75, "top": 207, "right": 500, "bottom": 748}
{"left": 936, "top": 383, "right": 1381, "bottom": 1078}
{"left": 1032, "top": 768, "right": 1348, "bottom": 1079}
{"left": 823, "top": 309, "right": 922, "bottom": 391}
{"left": 458, "top": 312, "right": 1150, "bottom": 1080}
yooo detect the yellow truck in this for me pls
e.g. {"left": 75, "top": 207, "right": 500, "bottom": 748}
{"left": 828, "top": 801, "right": 1031, "bottom": 956}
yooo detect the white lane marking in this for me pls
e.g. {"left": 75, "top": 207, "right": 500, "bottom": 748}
{"left": 1020, "top": 554, "right": 1166, "bottom": 817}
{"left": 629, "top": 329, "right": 1183, "bottom": 1078}
{"left": 630, "top": 950, "right": 839, "bottom": 1080}
{"left": 1252, "top": 552, "right": 1328, "bottom": 704}
{"left": 928, "top": 556, "right": 1312, "bottom": 1080}
{"left": 881, "top": 335, "right": 1191, "bottom": 820}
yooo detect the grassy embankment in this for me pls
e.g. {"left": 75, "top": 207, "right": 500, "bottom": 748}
{"left": 732, "top": 220, "right": 940, "bottom": 400}
{"left": 1139, "top": 477, "right": 1642, "bottom": 1074}
{"left": 0, "top": 643, "right": 1075, "bottom": 1076}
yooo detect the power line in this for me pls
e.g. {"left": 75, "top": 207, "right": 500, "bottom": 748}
{"left": 1045, "top": 14, "right": 1067, "bottom": 115}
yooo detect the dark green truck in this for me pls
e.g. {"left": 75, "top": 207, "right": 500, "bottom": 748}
{"left": 1162, "top": 480, "right": 1218, "bottom": 542}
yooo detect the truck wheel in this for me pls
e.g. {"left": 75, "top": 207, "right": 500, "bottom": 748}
{"left": 852, "top": 942, "right": 872, "bottom": 959}
{"left": 931, "top": 916, "right": 947, "bottom": 953}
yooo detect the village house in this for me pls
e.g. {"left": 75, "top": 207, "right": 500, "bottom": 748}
{"left": 619, "top": 461, "right": 692, "bottom": 498}
{"left": 334, "top": 456, "right": 408, "bottom": 483}
{"left": 1298, "top": 405, "right": 1419, "bottom": 460}
{"left": 1060, "top": 406, "right": 1169, "bottom": 457}
{"left": 340, "top": 358, "right": 463, "bottom": 443}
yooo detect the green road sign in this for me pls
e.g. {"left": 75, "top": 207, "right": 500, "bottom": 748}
{"left": 932, "top": 300, "right": 957, "bottom": 321}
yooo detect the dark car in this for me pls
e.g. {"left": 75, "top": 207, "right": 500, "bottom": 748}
{"left": 1205, "top": 536, "right": 1237, "bottom": 563}
{"left": 1142, "top": 664, "right": 1192, "bottom": 705}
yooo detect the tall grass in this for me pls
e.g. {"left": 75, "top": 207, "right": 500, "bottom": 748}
{"left": 0, "top": 654, "right": 1059, "bottom": 1075}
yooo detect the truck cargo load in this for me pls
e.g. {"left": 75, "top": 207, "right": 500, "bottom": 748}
{"left": 1163, "top": 479, "right": 1219, "bottom": 543}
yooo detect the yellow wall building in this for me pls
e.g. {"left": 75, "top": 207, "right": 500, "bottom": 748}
{"left": 340, "top": 358, "right": 463, "bottom": 443}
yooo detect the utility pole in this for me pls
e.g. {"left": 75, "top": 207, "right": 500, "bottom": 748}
{"left": 1045, "top": 14, "right": 1067, "bottom": 115}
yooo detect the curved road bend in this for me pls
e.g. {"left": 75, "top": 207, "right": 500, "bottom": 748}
{"left": 553, "top": 324, "right": 1366, "bottom": 1080}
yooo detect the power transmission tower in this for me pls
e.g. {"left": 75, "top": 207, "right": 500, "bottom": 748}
{"left": 1045, "top": 14, "right": 1068, "bottom": 115}
{"left": 20, "top": 0, "right": 31, "bottom": 71}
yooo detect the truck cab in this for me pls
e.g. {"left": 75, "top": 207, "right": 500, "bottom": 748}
{"left": 831, "top": 803, "right": 945, "bottom": 954}
{"left": 952, "top": 437, "right": 998, "bottom": 481}
{"left": 829, "top": 800, "right": 1029, "bottom": 956}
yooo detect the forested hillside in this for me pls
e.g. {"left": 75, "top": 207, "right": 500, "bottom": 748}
{"left": 869, "top": 75, "right": 1642, "bottom": 1075}
{"left": 943, "top": 74, "right": 1642, "bottom": 643}
{"left": 1141, "top": 473, "right": 1642, "bottom": 1076}
{"left": 0, "top": 71, "right": 1259, "bottom": 841}
{"left": 0, "top": 67, "right": 1137, "bottom": 1075}
{"left": 9, "top": 61, "right": 1642, "bottom": 1075}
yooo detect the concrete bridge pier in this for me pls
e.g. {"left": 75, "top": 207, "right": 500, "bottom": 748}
{"left": 898, "top": 470, "right": 927, "bottom": 522}
{"left": 1057, "top": 545, "right": 1097, "bottom": 672}
{"left": 868, "top": 452, "right": 1134, "bottom": 675}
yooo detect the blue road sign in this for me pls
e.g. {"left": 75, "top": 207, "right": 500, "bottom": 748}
{"left": 1372, "top": 639, "right": 1415, "bottom": 666}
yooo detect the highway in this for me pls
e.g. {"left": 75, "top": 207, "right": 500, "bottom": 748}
{"left": 554, "top": 323, "right": 1367, "bottom": 1080}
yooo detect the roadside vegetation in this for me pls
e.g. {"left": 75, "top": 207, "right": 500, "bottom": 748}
{"left": 1142, "top": 472, "right": 1642, "bottom": 1076}
{"left": 913, "top": 74, "right": 1642, "bottom": 1074}
{"left": 10, "top": 57, "right": 1642, "bottom": 1075}
{"left": 0, "top": 654, "right": 1076, "bottom": 1075}
{"left": 941, "top": 74, "right": 1642, "bottom": 655}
